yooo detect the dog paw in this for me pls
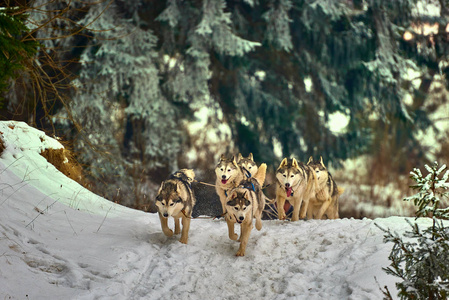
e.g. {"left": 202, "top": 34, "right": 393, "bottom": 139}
{"left": 174, "top": 228, "right": 181, "bottom": 235}
{"left": 229, "top": 233, "right": 238, "bottom": 241}
{"left": 163, "top": 229, "right": 174, "bottom": 237}
{"left": 256, "top": 220, "right": 262, "bottom": 231}
{"left": 235, "top": 250, "right": 245, "bottom": 256}
{"left": 179, "top": 237, "right": 188, "bottom": 244}
{"left": 291, "top": 217, "right": 299, "bottom": 222}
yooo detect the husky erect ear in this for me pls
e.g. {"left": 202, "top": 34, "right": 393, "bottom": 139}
{"left": 307, "top": 156, "right": 313, "bottom": 165}
{"left": 320, "top": 156, "right": 326, "bottom": 168}
{"left": 157, "top": 183, "right": 163, "bottom": 194}
{"left": 232, "top": 156, "right": 238, "bottom": 166}
{"left": 292, "top": 158, "right": 299, "bottom": 168}
{"left": 237, "top": 153, "right": 243, "bottom": 162}
{"left": 155, "top": 194, "right": 162, "bottom": 202}
{"left": 184, "top": 169, "right": 195, "bottom": 182}
{"left": 248, "top": 153, "right": 254, "bottom": 161}
{"left": 220, "top": 154, "right": 226, "bottom": 161}
{"left": 279, "top": 158, "right": 288, "bottom": 168}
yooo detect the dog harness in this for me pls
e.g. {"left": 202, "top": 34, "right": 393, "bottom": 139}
{"left": 241, "top": 167, "right": 252, "bottom": 178}
{"left": 166, "top": 171, "right": 194, "bottom": 216}
{"left": 239, "top": 180, "right": 256, "bottom": 192}
{"left": 169, "top": 171, "right": 192, "bottom": 189}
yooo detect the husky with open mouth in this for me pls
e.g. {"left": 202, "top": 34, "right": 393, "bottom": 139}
{"left": 275, "top": 158, "right": 317, "bottom": 221}
{"left": 215, "top": 154, "right": 245, "bottom": 240}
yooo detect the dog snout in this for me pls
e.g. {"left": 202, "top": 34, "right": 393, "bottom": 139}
{"left": 285, "top": 182, "right": 290, "bottom": 188}
{"left": 239, "top": 216, "right": 244, "bottom": 221}
{"left": 163, "top": 213, "right": 168, "bottom": 218}
{"left": 222, "top": 175, "right": 227, "bottom": 179}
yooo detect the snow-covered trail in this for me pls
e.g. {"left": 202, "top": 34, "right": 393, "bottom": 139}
{"left": 0, "top": 121, "right": 428, "bottom": 299}
{"left": 0, "top": 158, "right": 404, "bottom": 300}
{"left": 127, "top": 217, "right": 396, "bottom": 300}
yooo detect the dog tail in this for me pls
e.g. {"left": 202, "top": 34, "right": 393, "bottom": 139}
{"left": 337, "top": 186, "right": 344, "bottom": 195}
{"left": 253, "top": 163, "right": 267, "bottom": 186}
{"left": 180, "top": 169, "right": 196, "bottom": 182}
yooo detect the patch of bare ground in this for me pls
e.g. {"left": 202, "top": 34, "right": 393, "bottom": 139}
{"left": 40, "top": 148, "right": 83, "bottom": 184}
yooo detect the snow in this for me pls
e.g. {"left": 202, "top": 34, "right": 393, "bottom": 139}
{"left": 0, "top": 120, "right": 438, "bottom": 299}
{"left": 327, "top": 111, "right": 350, "bottom": 134}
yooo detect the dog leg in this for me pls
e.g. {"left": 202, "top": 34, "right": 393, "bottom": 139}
{"left": 323, "top": 203, "right": 335, "bottom": 219}
{"left": 255, "top": 218, "right": 262, "bottom": 231}
{"left": 174, "top": 217, "right": 181, "bottom": 235}
{"left": 326, "top": 197, "right": 339, "bottom": 219}
{"left": 238, "top": 223, "right": 243, "bottom": 242}
{"left": 255, "top": 211, "right": 262, "bottom": 231}
{"left": 226, "top": 216, "right": 238, "bottom": 241}
{"left": 217, "top": 190, "right": 227, "bottom": 216}
{"left": 299, "top": 198, "right": 309, "bottom": 219}
{"left": 158, "top": 212, "right": 173, "bottom": 237}
{"left": 179, "top": 215, "right": 191, "bottom": 244}
{"left": 291, "top": 199, "right": 303, "bottom": 222}
{"left": 292, "top": 202, "right": 301, "bottom": 222}
{"left": 276, "top": 196, "right": 287, "bottom": 220}
{"left": 316, "top": 198, "right": 332, "bottom": 220}
{"left": 306, "top": 200, "right": 314, "bottom": 219}
{"left": 236, "top": 221, "right": 253, "bottom": 256}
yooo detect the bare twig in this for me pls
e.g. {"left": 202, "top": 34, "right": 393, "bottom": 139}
{"left": 26, "top": 199, "right": 58, "bottom": 228}
{"left": 96, "top": 206, "right": 112, "bottom": 233}
{"left": 64, "top": 211, "right": 77, "bottom": 236}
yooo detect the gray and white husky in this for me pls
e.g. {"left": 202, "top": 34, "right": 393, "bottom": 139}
{"left": 275, "top": 158, "right": 317, "bottom": 221}
{"left": 155, "top": 169, "right": 196, "bottom": 244}
{"left": 306, "top": 156, "right": 343, "bottom": 219}
{"left": 225, "top": 164, "right": 267, "bottom": 256}
{"left": 237, "top": 153, "right": 258, "bottom": 178}
{"left": 215, "top": 155, "right": 245, "bottom": 240}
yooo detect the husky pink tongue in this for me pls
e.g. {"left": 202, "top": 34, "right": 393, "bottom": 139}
{"left": 221, "top": 179, "right": 228, "bottom": 184}
{"left": 286, "top": 187, "right": 293, "bottom": 197}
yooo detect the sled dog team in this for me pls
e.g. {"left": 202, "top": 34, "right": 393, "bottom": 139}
{"left": 155, "top": 154, "right": 344, "bottom": 256}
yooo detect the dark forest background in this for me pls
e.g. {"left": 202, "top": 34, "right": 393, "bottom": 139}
{"left": 1, "top": 0, "right": 449, "bottom": 217}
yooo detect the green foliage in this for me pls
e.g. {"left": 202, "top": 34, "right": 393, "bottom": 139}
{"left": 378, "top": 162, "right": 449, "bottom": 299}
{"left": 405, "top": 162, "right": 449, "bottom": 220}
{"left": 0, "top": 6, "right": 38, "bottom": 103}
{"left": 382, "top": 219, "right": 449, "bottom": 300}
{"left": 20, "top": 0, "right": 449, "bottom": 205}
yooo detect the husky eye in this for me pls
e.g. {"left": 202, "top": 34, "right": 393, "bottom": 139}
{"left": 220, "top": 168, "right": 224, "bottom": 171}
{"left": 283, "top": 174, "right": 286, "bottom": 177}
{"left": 169, "top": 203, "right": 175, "bottom": 206}
{"left": 242, "top": 207, "right": 246, "bottom": 211}
{"left": 234, "top": 207, "right": 238, "bottom": 211}
{"left": 248, "top": 166, "right": 251, "bottom": 169}
{"left": 227, "top": 169, "right": 231, "bottom": 172}
{"left": 290, "top": 175, "right": 294, "bottom": 178}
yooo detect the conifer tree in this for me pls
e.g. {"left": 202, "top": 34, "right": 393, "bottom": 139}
{"left": 378, "top": 162, "right": 449, "bottom": 299}
{"left": 9, "top": 0, "right": 447, "bottom": 207}
{"left": 0, "top": 6, "right": 38, "bottom": 104}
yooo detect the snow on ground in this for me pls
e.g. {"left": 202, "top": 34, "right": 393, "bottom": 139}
{"left": 0, "top": 121, "right": 434, "bottom": 299}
